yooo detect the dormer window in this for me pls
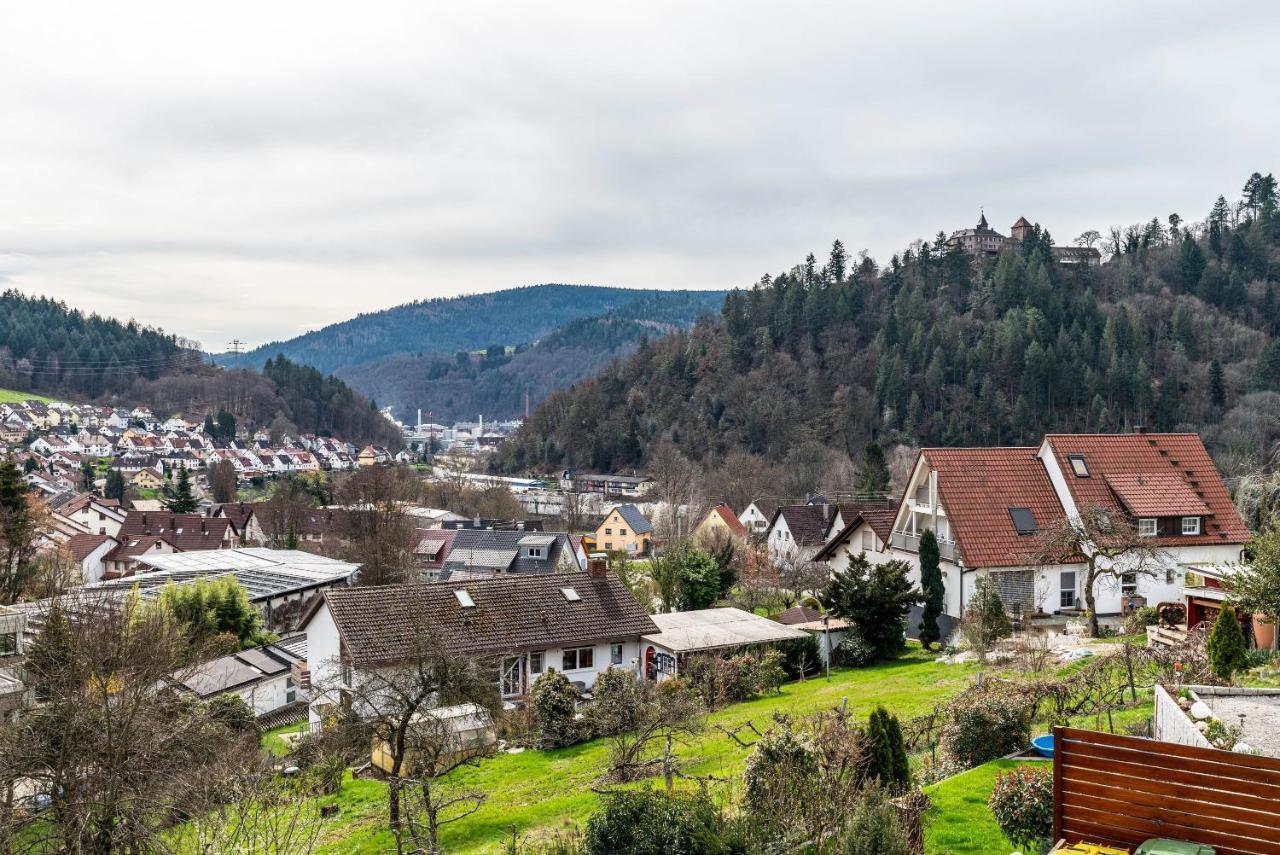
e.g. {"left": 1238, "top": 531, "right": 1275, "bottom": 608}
{"left": 1138, "top": 518, "right": 1157, "bottom": 537}
{"left": 1068, "top": 455, "right": 1089, "bottom": 478}
{"left": 1182, "top": 516, "right": 1201, "bottom": 535}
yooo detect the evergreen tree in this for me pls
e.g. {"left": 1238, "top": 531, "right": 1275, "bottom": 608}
{"left": 1177, "top": 234, "right": 1207, "bottom": 289}
{"left": 857, "top": 442, "right": 891, "bottom": 500}
{"left": 216, "top": 409, "right": 237, "bottom": 441}
{"left": 1208, "top": 604, "right": 1249, "bottom": 681}
{"left": 0, "top": 459, "right": 40, "bottom": 603}
{"left": 822, "top": 555, "right": 920, "bottom": 661}
{"left": 104, "top": 468, "right": 126, "bottom": 503}
{"left": 202, "top": 414, "right": 216, "bottom": 436}
{"left": 863, "top": 706, "right": 910, "bottom": 792}
{"left": 917, "top": 529, "right": 944, "bottom": 650}
{"left": 1209, "top": 359, "right": 1226, "bottom": 410}
{"left": 162, "top": 467, "right": 198, "bottom": 513}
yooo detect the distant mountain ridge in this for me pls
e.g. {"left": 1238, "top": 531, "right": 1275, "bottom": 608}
{"left": 213, "top": 284, "right": 728, "bottom": 376}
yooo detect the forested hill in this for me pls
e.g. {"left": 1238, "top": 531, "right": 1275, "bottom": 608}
{"left": 0, "top": 291, "right": 400, "bottom": 447}
{"left": 498, "top": 172, "right": 1280, "bottom": 477}
{"left": 213, "top": 284, "right": 729, "bottom": 375}
{"left": 333, "top": 291, "right": 725, "bottom": 422}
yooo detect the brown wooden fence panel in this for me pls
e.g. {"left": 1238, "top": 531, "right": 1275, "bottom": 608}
{"left": 1054, "top": 726, "right": 1280, "bottom": 855}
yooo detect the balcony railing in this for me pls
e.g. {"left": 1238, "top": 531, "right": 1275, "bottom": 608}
{"left": 891, "top": 531, "right": 956, "bottom": 561}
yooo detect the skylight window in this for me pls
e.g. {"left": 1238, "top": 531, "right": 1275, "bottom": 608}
{"left": 560, "top": 587, "right": 581, "bottom": 602}
{"left": 1068, "top": 455, "right": 1089, "bottom": 478}
{"left": 1008, "top": 507, "right": 1037, "bottom": 535}
{"left": 454, "top": 590, "right": 475, "bottom": 608}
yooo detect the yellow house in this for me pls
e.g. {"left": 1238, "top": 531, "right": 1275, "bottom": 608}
{"left": 693, "top": 503, "right": 748, "bottom": 545}
{"left": 131, "top": 467, "right": 165, "bottom": 490}
{"left": 594, "top": 504, "right": 653, "bottom": 556}
{"left": 357, "top": 446, "right": 378, "bottom": 467}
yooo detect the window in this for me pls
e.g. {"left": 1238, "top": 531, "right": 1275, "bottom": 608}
{"left": 610, "top": 642, "right": 624, "bottom": 665}
{"left": 1182, "top": 516, "right": 1201, "bottom": 535}
{"left": 1121, "top": 573, "right": 1138, "bottom": 596}
{"left": 862, "top": 530, "right": 874, "bottom": 550}
{"left": 619, "top": 528, "right": 628, "bottom": 536}
{"left": 562, "top": 647, "right": 594, "bottom": 671}
{"left": 454, "top": 590, "right": 476, "bottom": 608}
{"left": 0, "top": 632, "right": 16, "bottom": 656}
{"left": 1138, "top": 518, "right": 1157, "bottom": 537}
{"left": 604, "top": 542, "right": 612, "bottom": 551}
{"left": 1008, "top": 507, "right": 1037, "bottom": 535}
{"left": 529, "top": 651, "right": 544, "bottom": 675}
{"left": 1068, "top": 455, "right": 1090, "bottom": 478}
{"left": 286, "top": 676, "right": 297, "bottom": 704}
{"left": 526, "top": 547, "right": 544, "bottom": 559}
{"left": 560, "top": 587, "right": 581, "bottom": 602}
{"left": 604, "top": 527, "right": 612, "bottom": 536}
{"left": 1059, "top": 572, "right": 1076, "bottom": 610}
{"left": 341, "top": 661, "right": 353, "bottom": 687}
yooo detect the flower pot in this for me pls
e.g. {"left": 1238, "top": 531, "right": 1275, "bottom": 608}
{"left": 1253, "top": 615, "right": 1276, "bottom": 650}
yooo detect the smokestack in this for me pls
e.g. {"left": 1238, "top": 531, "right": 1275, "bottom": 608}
{"left": 587, "top": 552, "right": 608, "bottom": 579}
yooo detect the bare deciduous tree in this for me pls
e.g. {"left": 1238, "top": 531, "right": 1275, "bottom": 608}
{"left": 1033, "top": 504, "right": 1168, "bottom": 637}
{"left": 337, "top": 466, "right": 422, "bottom": 586}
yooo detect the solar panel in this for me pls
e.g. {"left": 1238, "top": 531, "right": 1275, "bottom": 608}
{"left": 1008, "top": 507, "right": 1037, "bottom": 535}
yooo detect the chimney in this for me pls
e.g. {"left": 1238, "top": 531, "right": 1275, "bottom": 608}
{"left": 1133, "top": 425, "right": 1147, "bottom": 434}
{"left": 587, "top": 552, "right": 608, "bottom": 579}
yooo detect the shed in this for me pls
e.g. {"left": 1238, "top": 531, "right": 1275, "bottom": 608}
{"left": 640, "top": 607, "right": 810, "bottom": 680}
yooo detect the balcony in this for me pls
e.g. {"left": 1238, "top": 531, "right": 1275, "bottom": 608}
{"left": 891, "top": 531, "right": 956, "bottom": 561}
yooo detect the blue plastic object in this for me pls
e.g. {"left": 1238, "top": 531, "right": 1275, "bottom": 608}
{"left": 1031, "top": 734, "right": 1055, "bottom": 758}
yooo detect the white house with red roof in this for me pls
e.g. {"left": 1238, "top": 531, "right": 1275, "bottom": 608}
{"left": 873, "top": 431, "right": 1249, "bottom": 624}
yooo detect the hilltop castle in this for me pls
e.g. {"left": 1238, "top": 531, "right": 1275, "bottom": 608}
{"left": 946, "top": 212, "right": 1100, "bottom": 267}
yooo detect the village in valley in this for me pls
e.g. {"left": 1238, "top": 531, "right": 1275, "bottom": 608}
{"left": 6, "top": 5, "right": 1280, "bottom": 855}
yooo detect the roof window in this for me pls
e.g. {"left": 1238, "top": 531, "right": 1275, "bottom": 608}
{"left": 560, "top": 587, "right": 581, "bottom": 602}
{"left": 1068, "top": 455, "right": 1089, "bottom": 478}
{"left": 454, "top": 590, "right": 475, "bottom": 608}
{"left": 1008, "top": 507, "right": 1037, "bottom": 535}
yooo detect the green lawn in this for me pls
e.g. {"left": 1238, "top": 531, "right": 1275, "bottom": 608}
{"left": 0, "top": 388, "right": 52, "bottom": 404}
{"left": 304, "top": 649, "right": 987, "bottom": 854}
{"left": 924, "top": 759, "right": 1039, "bottom": 854}
{"left": 261, "top": 720, "right": 309, "bottom": 758}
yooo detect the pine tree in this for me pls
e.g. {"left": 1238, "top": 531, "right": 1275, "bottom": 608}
{"left": 857, "top": 442, "right": 890, "bottom": 500}
{"left": 163, "top": 467, "right": 198, "bottom": 513}
{"left": 104, "top": 469, "right": 126, "bottom": 503}
{"left": 1209, "top": 360, "right": 1226, "bottom": 410}
{"left": 1177, "top": 234, "right": 1207, "bottom": 289}
{"left": 864, "top": 706, "right": 910, "bottom": 793}
{"left": 918, "top": 529, "right": 944, "bottom": 650}
{"left": 1208, "top": 604, "right": 1249, "bottom": 681}
{"left": 0, "top": 460, "right": 39, "bottom": 603}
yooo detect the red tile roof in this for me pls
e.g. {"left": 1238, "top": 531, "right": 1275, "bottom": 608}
{"left": 1103, "top": 473, "right": 1210, "bottom": 518}
{"left": 64, "top": 532, "right": 117, "bottom": 563}
{"left": 923, "top": 447, "right": 1066, "bottom": 569}
{"left": 709, "top": 503, "right": 748, "bottom": 538}
{"left": 1043, "top": 433, "right": 1249, "bottom": 546}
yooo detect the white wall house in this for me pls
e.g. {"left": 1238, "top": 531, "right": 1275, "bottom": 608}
{"left": 738, "top": 502, "right": 775, "bottom": 537}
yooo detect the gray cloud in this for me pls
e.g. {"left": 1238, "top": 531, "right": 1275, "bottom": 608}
{"left": 1, "top": 1, "right": 1278, "bottom": 348}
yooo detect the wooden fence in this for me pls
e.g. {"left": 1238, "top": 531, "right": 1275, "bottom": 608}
{"left": 1054, "top": 726, "right": 1280, "bottom": 855}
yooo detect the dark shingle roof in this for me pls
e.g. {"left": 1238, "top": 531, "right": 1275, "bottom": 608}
{"left": 774, "top": 505, "right": 830, "bottom": 546}
{"left": 322, "top": 571, "right": 658, "bottom": 667}
{"left": 119, "top": 511, "right": 232, "bottom": 551}
{"left": 443, "top": 530, "right": 576, "bottom": 576}
{"left": 613, "top": 504, "right": 653, "bottom": 535}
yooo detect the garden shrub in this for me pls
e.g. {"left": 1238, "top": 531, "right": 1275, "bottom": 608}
{"left": 775, "top": 634, "right": 823, "bottom": 679}
{"left": 1123, "top": 605, "right": 1159, "bottom": 636}
{"left": 583, "top": 788, "right": 726, "bottom": 855}
{"left": 588, "top": 667, "right": 645, "bottom": 737}
{"left": 742, "top": 725, "right": 817, "bottom": 824}
{"left": 834, "top": 634, "right": 878, "bottom": 667}
{"left": 839, "top": 784, "right": 910, "bottom": 855}
{"left": 530, "top": 669, "right": 585, "bottom": 748}
{"left": 988, "top": 765, "right": 1053, "bottom": 853}
{"left": 1209, "top": 605, "right": 1250, "bottom": 681}
{"left": 207, "top": 692, "right": 256, "bottom": 733}
{"left": 683, "top": 648, "right": 786, "bottom": 709}
{"left": 941, "top": 690, "right": 1032, "bottom": 767}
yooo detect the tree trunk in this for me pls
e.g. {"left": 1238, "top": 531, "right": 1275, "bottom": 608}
{"left": 1084, "top": 573, "right": 1100, "bottom": 638}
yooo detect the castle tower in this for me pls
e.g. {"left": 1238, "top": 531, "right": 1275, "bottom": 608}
{"left": 1010, "top": 216, "right": 1033, "bottom": 242}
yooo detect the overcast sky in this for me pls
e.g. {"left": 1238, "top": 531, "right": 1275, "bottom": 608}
{"left": 2, "top": 2, "right": 1278, "bottom": 349}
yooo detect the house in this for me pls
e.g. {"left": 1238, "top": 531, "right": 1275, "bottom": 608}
{"left": 640, "top": 607, "right": 811, "bottom": 680}
{"left": 765, "top": 504, "right": 833, "bottom": 565}
{"left": 213, "top": 502, "right": 265, "bottom": 545}
{"left": 102, "top": 536, "right": 177, "bottom": 578}
{"left": 946, "top": 212, "right": 1102, "bottom": 266}
{"left": 882, "top": 431, "right": 1249, "bottom": 624}
{"left": 49, "top": 492, "right": 126, "bottom": 537}
{"left": 593, "top": 504, "right": 653, "bottom": 556}
{"left": 118, "top": 511, "right": 238, "bottom": 552}
{"left": 558, "top": 470, "right": 654, "bottom": 498}
{"left": 62, "top": 532, "right": 119, "bottom": 583}
{"left": 169, "top": 637, "right": 306, "bottom": 718}
{"left": 413, "top": 529, "right": 457, "bottom": 581}
{"left": 441, "top": 529, "right": 581, "bottom": 579}
{"left": 813, "top": 501, "right": 899, "bottom": 569}
{"left": 301, "top": 559, "right": 659, "bottom": 728}
{"left": 693, "top": 503, "right": 748, "bottom": 545}
{"left": 131, "top": 467, "right": 165, "bottom": 490}
{"left": 0, "top": 606, "right": 27, "bottom": 723}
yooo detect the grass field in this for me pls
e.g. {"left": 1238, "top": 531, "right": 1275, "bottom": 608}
{"left": 299, "top": 648, "right": 987, "bottom": 853}
{"left": 0, "top": 388, "right": 52, "bottom": 404}
{"left": 924, "top": 759, "right": 1037, "bottom": 854}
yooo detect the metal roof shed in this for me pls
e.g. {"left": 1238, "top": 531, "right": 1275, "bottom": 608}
{"left": 641, "top": 607, "right": 810, "bottom": 654}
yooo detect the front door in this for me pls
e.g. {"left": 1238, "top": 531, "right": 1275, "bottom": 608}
{"left": 500, "top": 656, "right": 524, "bottom": 697}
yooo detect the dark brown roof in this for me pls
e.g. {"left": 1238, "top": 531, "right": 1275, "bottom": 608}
{"left": 214, "top": 502, "right": 256, "bottom": 532}
{"left": 772, "top": 505, "right": 831, "bottom": 546}
{"left": 64, "top": 532, "right": 117, "bottom": 562}
{"left": 119, "top": 511, "right": 233, "bottom": 551}
{"left": 812, "top": 501, "right": 900, "bottom": 561}
{"left": 320, "top": 572, "right": 658, "bottom": 668}
{"left": 775, "top": 605, "right": 823, "bottom": 626}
